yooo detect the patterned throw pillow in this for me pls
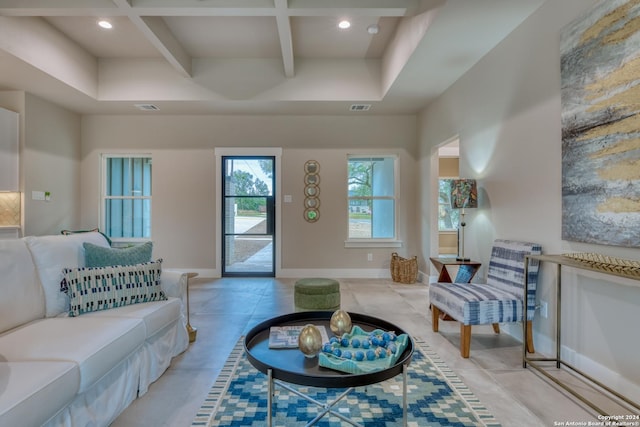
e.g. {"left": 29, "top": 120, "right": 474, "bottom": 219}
{"left": 62, "top": 259, "right": 167, "bottom": 317}
{"left": 83, "top": 241, "right": 153, "bottom": 268}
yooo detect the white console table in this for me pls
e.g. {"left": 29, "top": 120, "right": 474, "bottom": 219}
{"left": 523, "top": 254, "right": 640, "bottom": 415}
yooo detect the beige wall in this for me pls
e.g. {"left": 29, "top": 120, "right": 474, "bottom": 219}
{"left": 80, "top": 115, "right": 418, "bottom": 275}
{"left": 23, "top": 94, "right": 81, "bottom": 236}
{"left": 419, "top": 0, "right": 640, "bottom": 399}
{"left": 0, "top": 91, "right": 81, "bottom": 236}
{"left": 438, "top": 156, "right": 458, "bottom": 254}
{"left": 280, "top": 148, "right": 417, "bottom": 272}
{"left": 438, "top": 157, "right": 458, "bottom": 178}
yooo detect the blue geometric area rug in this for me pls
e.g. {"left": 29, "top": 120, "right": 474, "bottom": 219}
{"left": 192, "top": 337, "right": 501, "bottom": 427}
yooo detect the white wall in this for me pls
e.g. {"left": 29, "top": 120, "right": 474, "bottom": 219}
{"left": 80, "top": 114, "right": 418, "bottom": 275}
{"left": 418, "top": 0, "right": 640, "bottom": 401}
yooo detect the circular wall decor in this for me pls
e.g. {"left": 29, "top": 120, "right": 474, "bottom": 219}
{"left": 304, "top": 208, "right": 319, "bottom": 222}
{"left": 304, "top": 160, "right": 319, "bottom": 174}
{"left": 304, "top": 185, "right": 319, "bottom": 197}
{"left": 304, "top": 160, "right": 320, "bottom": 222}
{"left": 304, "top": 197, "right": 320, "bottom": 208}
{"left": 304, "top": 173, "right": 320, "bottom": 185}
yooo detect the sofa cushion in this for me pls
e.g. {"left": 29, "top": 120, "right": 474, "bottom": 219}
{"left": 83, "top": 241, "right": 153, "bottom": 268}
{"left": 0, "top": 361, "right": 79, "bottom": 427}
{"left": 62, "top": 260, "right": 167, "bottom": 317}
{"left": 0, "top": 240, "right": 44, "bottom": 334}
{"left": 429, "top": 282, "right": 526, "bottom": 325}
{"left": 83, "top": 298, "right": 182, "bottom": 338}
{"left": 0, "top": 317, "right": 145, "bottom": 393}
{"left": 25, "top": 232, "right": 111, "bottom": 317}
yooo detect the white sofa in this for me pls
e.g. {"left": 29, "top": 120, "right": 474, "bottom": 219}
{"left": 0, "top": 232, "right": 189, "bottom": 427}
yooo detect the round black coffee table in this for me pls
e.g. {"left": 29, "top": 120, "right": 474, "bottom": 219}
{"left": 244, "top": 311, "right": 414, "bottom": 427}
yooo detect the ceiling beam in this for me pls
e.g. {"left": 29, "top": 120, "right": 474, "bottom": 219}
{"left": 0, "top": 16, "right": 98, "bottom": 98}
{"left": 112, "top": 0, "right": 192, "bottom": 78}
{"left": 0, "top": 1, "right": 407, "bottom": 17}
{"left": 274, "top": 0, "right": 294, "bottom": 78}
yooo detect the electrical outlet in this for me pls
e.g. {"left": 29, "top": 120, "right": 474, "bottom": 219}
{"left": 540, "top": 301, "right": 548, "bottom": 318}
{"left": 367, "top": 253, "right": 373, "bottom": 262}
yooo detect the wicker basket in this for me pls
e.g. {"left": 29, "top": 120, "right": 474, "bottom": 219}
{"left": 390, "top": 252, "right": 418, "bottom": 284}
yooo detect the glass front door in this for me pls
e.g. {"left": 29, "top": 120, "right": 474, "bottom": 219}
{"left": 222, "top": 156, "right": 275, "bottom": 276}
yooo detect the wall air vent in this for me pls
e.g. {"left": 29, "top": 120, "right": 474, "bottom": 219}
{"left": 350, "top": 104, "right": 371, "bottom": 111}
{"left": 134, "top": 104, "right": 160, "bottom": 111}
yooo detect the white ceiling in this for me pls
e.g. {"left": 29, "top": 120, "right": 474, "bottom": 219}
{"left": 0, "top": 0, "right": 546, "bottom": 115}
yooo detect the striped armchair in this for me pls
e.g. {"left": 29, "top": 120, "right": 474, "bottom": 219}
{"left": 429, "top": 239, "right": 542, "bottom": 358}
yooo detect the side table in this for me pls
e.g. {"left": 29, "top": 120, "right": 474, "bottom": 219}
{"left": 523, "top": 254, "right": 640, "bottom": 416}
{"left": 429, "top": 257, "right": 481, "bottom": 283}
{"left": 186, "top": 272, "right": 198, "bottom": 343}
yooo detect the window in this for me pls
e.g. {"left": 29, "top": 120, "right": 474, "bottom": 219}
{"left": 102, "top": 155, "right": 152, "bottom": 240}
{"left": 438, "top": 178, "right": 460, "bottom": 231}
{"left": 347, "top": 155, "right": 397, "bottom": 240}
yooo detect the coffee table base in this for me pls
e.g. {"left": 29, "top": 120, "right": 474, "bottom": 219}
{"left": 266, "top": 363, "right": 409, "bottom": 427}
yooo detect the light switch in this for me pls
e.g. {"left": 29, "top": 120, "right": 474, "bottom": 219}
{"left": 284, "top": 195, "right": 292, "bottom": 203}
{"left": 32, "top": 191, "right": 45, "bottom": 201}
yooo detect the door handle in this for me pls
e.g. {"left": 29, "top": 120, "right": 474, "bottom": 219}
{"left": 266, "top": 197, "right": 275, "bottom": 234}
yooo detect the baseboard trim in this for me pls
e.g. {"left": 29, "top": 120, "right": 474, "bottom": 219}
{"left": 501, "top": 324, "right": 640, "bottom": 405}
{"left": 559, "top": 346, "right": 640, "bottom": 404}
{"left": 166, "top": 268, "right": 218, "bottom": 278}
{"left": 172, "top": 268, "right": 429, "bottom": 283}
{"left": 277, "top": 268, "right": 391, "bottom": 278}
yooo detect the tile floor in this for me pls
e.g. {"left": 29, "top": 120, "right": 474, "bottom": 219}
{"left": 111, "top": 278, "right": 630, "bottom": 426}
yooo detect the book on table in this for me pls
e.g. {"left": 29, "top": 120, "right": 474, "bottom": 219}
{"left": 268, "top": 325, "right": 329, "bottom": 349}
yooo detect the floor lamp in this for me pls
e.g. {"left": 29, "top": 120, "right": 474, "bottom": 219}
{"left": 450, "top": 179, "right": 478, "bottom": 262}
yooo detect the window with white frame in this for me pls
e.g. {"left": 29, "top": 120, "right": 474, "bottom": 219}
{"left": 102, "top": 155, "right": 152, "bottom": 240}
{"left": 347, "top": 155, "right": 397, "bottom": 240}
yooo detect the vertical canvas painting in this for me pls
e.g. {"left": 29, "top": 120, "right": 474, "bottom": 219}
{"left": 561, "top": 0, "right": 640, "bottom": 247}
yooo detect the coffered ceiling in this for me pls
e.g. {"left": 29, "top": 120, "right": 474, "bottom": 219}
{"left": 0, "top": 0, "right": 546, "bottom": 115}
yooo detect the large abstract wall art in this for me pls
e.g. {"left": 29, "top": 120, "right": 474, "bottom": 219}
{"left": 561, "top": 0, "right": 640, "bottom": 247}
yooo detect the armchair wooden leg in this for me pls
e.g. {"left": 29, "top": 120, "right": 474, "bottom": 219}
{"left": 492, "top": 323, "right": 500, "bottom": 334}
{"left": 460, "top": 324, "right": 471, "bottom": 358}
{"left": 432, "top": 306, "right": 440, "bottom": 332}
{"left": 526, "top": 320, "right": 535, "bottom": 353}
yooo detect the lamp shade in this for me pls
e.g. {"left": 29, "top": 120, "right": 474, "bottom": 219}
{"left": 450, "top": 179, "right": 478, "bottom": 209}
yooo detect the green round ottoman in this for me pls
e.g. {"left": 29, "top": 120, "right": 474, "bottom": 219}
{"left": 294, "top": 278, "right": 341, "bottom": 311}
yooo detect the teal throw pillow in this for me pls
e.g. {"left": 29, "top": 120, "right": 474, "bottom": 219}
{"left": 84, "top": 241, "right": 153, "bottom": 268}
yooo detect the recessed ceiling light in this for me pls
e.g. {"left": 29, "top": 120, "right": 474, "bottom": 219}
{"left": 338, "top": 20, "right": 351, "bottom": 30}
{"left": 97, "top": 20, "right": 113, "bottom": 29}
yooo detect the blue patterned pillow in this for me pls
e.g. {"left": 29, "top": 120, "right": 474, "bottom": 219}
{"left": 83, "top": 241, "right": 153, "bottom": 267}
{"left": 62, "top": 259, "right": 166, "bottom": 317}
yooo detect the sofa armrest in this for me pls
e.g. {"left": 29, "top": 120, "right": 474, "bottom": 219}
{"left": 160, "top": 269, "right": 188, "bottom": 299}
{"left": 161, "top": 269, "right": 189, "bottom": 326}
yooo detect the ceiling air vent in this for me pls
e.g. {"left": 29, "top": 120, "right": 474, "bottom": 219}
{"left": 134, "top": 103, "right": 160, "bottom": 111}
{"left": 350, "top": 104, "right": 371, "bottom": 112}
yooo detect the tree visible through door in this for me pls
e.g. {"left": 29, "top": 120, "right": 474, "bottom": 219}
{"left": 222, "top": 157, "right": 275, "bottom": 276}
